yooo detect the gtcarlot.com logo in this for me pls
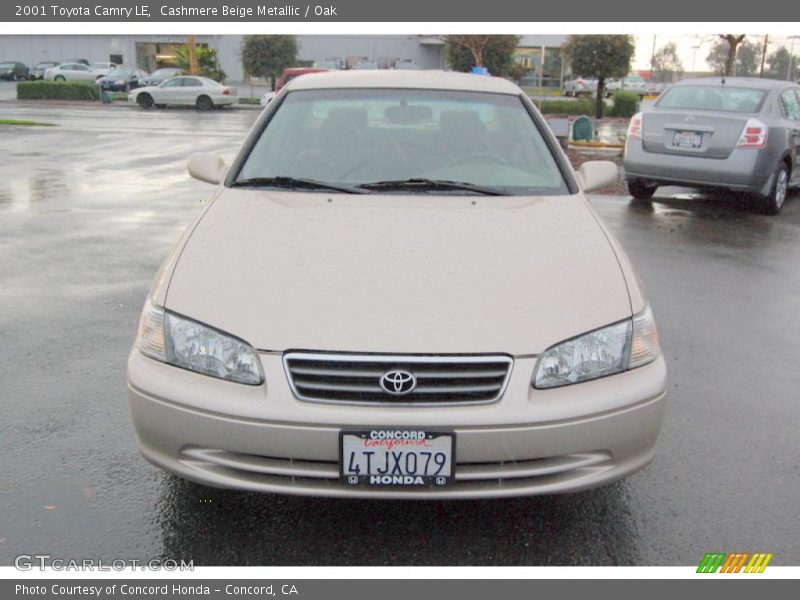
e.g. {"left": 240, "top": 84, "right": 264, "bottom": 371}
{"left": 697, "top": 552, "right": 773, "bottom": 573}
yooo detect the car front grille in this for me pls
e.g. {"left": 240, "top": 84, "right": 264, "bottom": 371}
{"left": 283, "top": 352, "right": 513, "bottom": 405}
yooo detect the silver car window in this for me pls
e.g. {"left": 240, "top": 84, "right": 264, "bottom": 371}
{"left": 657, "top": 85, "right": 766, "bottom": 113}
{"left": 237, "top": 88, "right": 569, "bottom": 195}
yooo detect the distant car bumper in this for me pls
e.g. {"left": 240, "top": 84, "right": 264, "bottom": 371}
{"left": 623, "top": 140, "right": 775, "bottom": 195}
{"left": 99, "top": 82, "right": 129, "bottom": 92}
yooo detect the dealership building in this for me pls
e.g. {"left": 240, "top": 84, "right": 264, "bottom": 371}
{"left": 0, "top": 34, "right": 447, "bottom": 81}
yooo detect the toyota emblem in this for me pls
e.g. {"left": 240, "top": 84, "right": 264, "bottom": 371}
{"left": 379, "top": 370, "right": 417, "bottom": 395}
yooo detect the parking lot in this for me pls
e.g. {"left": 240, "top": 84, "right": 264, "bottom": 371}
{"left": 1, "top": 95, "right": 799, "bottom": 566}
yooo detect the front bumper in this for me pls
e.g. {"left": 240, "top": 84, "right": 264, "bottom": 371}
{"left": 99, "top": 82, "right": 129, "bottom": 92}
{"left": 127, "top": 350, "right": 667, "bottom": 499}
{"left": 623, "top": 139, "right": 774, "bottom": 194}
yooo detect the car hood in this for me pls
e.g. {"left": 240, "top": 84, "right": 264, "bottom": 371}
{"left": 164, "top": 190, "right": 633, "bottom": 355}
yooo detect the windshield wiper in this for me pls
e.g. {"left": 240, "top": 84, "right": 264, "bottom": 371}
{"left": 356, "top": 178, "right": 509, "bottom": 196}
{"left": 231, "top": 176, "right": 369, "bottom": 194}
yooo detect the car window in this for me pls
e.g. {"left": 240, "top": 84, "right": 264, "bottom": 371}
{"left": 182, "top": 78, "right": 202, "bottom": 87}
{"left": 780, "top": 90, "right": 800, "bottom": 120}
{"left": 161, "top": 78, "right": 183, "bottom": 88}
{"left": 236, "top": 88, "right": 569, "bottom": 195}
{"left": 76, "top": 65, "right": 89, "bottom": 72}
{"left": 657, "top": 85, "right": 766, "bottom": 113}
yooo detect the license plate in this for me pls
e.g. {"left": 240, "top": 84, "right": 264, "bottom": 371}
{"left": 673, "top": 130, "right": 703, "bottom": 148}
{"left": 340, "top": 429, "right": 454, "bottom": 487}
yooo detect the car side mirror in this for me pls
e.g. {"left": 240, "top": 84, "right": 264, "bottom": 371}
{"left": 576, "top": 160, "right": 618, "bottom": 193}
{"left": 188, "top": 153, "right": 226, "bottom": 185}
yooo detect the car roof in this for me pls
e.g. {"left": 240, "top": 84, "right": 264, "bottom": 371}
{"left": 286, "top": 69, "right": 522, "bottom": 94}
{"left": 672, "top": 77, "right": 793, "bottom": 90}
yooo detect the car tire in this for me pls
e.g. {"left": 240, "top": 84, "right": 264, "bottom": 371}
{"left": 628, "top": 178, "right": 657, "bottom": 200}
{"left": 155, "top": 104, "right": 165, "bottom": 109}
{"left": 760, "top": 163, "right": 789, "bottom": 215}
{"left": 196, "top": 95, "right": 213, "bottom": 111}
{"left": 137, "top": 93, "right": 154, "bottom": 110}
{"left": 54, "top": 75, "right": 65, "bottom": 81}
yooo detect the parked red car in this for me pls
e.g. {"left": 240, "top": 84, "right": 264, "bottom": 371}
{"left": 260, "top": 67, "right": 330, "bottom": 106}
{"left": 275, "top": 67, "right": 330, "bottom": 93}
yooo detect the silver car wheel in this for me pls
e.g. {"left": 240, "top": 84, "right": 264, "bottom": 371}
{"left": 775, "top": 168, "right": 788, "bottom": 209}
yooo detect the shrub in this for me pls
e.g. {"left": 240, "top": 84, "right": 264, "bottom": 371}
{"left": 17, "top": 80, "right": 99, "bottom": 101}
{"left": 537, "top": 98, "right": 608, "bottom": 116}
{"left": 609, "top": 91, "right": 639, "bottom": 118}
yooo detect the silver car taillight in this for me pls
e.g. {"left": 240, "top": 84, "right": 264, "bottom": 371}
{"left": 736, "top": 119, "right": 768, "bottom": 148}
{"left": 627, "top": 112, "right": 643, "bottom": 139}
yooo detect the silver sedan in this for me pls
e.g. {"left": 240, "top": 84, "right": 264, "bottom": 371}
{"left": 623, "top": 77, "right": 800, "bottom": 214}
{"left": 128, "top": 76, "right": 237, "bottom": 110}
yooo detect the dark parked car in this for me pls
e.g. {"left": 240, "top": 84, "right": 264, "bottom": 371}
{"left": 139, "top": 68, "right": 183, "bottom": 87}
{"left": 0, "top": 62, "right": 30, "bottom": 81}
{"left": 96, "top": 68, "right": 148, "bottom": 92}
{"left": 30, "top": 61, "right": 60, "bottom": 80}
{"left": 623, "top": 77, "right": 800, "bottom": 215}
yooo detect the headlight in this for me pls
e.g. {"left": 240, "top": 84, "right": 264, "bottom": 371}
{"left": 533, "top": 306, "right": 660, "bottom": 389}
{"left": 136, "top": 301, "right": 263, "bottom": 385}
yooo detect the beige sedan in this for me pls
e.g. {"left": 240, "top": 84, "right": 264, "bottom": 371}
{"left": 128, "top": 70, "right": 666, "bottom": 498}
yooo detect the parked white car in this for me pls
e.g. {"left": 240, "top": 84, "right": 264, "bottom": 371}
{"left": 90, "top": 62, "right": 119, "bottom": 77}
{"left": 563, "top": 77, "right": 598, "bottom": 97}
{"left": 128, "top": 76, "right": 237, "bottom": 110}
{"left": 606, "top": 75, "right": 649, "bottom": 98}
{"left": 44, "top": 63, "right": 101, "bottom": 82}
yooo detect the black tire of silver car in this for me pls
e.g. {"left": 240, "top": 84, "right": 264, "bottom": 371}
{"left": 137, "top": 93, "right": 154, "bottom": 110}
{"left": 54, "top": 75, "right": 65, "bottom": 81}
{"left": 761, "top": 163, "right": 789, "bottom": 215}
{"left": 628, "top": 178, "right": 657, "bottom": 200}
{"left": 196, "top": 95, "right": 213, "bottom": 111}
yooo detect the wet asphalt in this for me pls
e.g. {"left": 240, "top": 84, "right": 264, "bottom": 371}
{"left": 1, "top": 90, "right": 799, "bottom": 567}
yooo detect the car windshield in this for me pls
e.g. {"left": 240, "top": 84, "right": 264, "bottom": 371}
{"left": 107, "top": 69, "right": 132, "bottom": 77}
{"left": 152, "top": 69, "right": 178, "bottom": 77}
{"left": 0, "top": 63, "right": 15, "bottom": 69}
{"left": 236, "top": 88, "right": 568, "bottom": 195}
{"left": 657, "top": 85, "right": 767, "bottom": 112}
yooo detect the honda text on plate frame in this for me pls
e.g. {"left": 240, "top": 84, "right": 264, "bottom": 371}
{"left": 127, "top": 70, "right": 667, "bottom": 498}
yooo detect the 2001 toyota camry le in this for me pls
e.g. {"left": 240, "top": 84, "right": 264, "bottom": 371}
{"left": 127, "top": 70, "right": 667, "bottom": 499}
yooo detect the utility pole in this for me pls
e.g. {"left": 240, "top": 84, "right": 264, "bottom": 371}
{"left": 759, "top": 34, "right": 768, "bottom": 78}
{"left": 187, "top": 34, "right": 199, "bottom": 75}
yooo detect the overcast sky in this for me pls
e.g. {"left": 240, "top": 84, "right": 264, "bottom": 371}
{"left": 632, "top": 34, "right": 800, "bottom": 72}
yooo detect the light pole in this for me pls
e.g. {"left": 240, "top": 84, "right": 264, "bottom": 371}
{"left": 788, "top": 36, "right": 800, "bottom": 81}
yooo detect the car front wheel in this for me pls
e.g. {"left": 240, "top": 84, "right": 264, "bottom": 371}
{"left": 137, "top": 93, "right": 154, "bottom": 110}
{"left": 628, "top": 178, "right": 657, "bottom": 200}
{"left": 761, "top": 163, "right": 789, "bottom": 215}
{"left": 54, "top": 75, "right": 65, "bottom": 81}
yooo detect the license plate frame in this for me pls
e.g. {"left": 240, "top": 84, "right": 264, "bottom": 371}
{"left": 339, "top": 429, "right": 455, "bottom": 488}
{"left": 672, "top": 130, "right": 703, "bottom": 148}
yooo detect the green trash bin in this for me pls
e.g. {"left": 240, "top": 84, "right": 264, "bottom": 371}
{"left": 572, "top": 115, "right": 594, "bottom": 141}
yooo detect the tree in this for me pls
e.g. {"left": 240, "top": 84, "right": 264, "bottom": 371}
{"left": 707, "top": 37, "right": 758, "bottom": 76}
{"left": 507, "top": 61, "right": 531, "bottom": 85}
{"left": 241, "top": 35, "right": 299, "bottom": 90}
{"left": 651, "top": 42, "right": 683, "bottom": 83}
{"left": 173, "top": 45, "right": 226, "bottom": 83}
{"left": 444, "top": 35, "right": 521, "bottom": 76}
{"left": 562, "top": 35, "right": 635, "bottom": 118}
{"left": 708, "top": 34, "right": 746, "bottom": 76}
{"left": 766, "top": 46, "right": 798, "bottom": 80}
